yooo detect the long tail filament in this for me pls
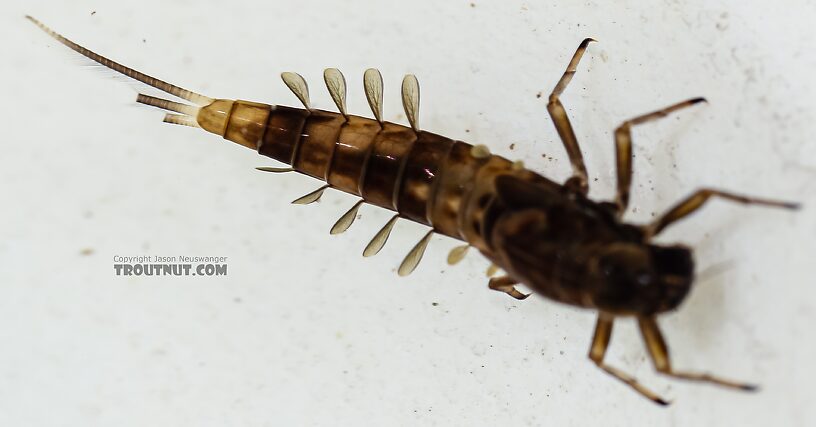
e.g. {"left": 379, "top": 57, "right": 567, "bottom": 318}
{"left": 26, "top": 15, "right": 213, "bottom": 107}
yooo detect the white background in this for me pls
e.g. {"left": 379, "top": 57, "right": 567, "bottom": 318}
{"left": 1, "top": 0, "right": 815, "bottom": 425}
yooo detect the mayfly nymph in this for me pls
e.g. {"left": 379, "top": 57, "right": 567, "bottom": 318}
{"left": 27, "top": 16, "right": 800, "bottom": 405}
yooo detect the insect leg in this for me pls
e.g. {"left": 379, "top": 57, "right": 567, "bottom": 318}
{"left": 546, "top": 38, "right": 596, "bottom": 194}
{"left": 638, "top": 316, "right": 758, "bottom": 391}
{"left": 487, "top": 276, "right": 530, "bottom": 300}
{"left": 613, "top": 98, "right": 707, "bottom": 214}
{"left": 645, "top": 188, "right": 800, "bottom": 237}
{"left": 589, "top": 313, "right": 669, "bottom": 405}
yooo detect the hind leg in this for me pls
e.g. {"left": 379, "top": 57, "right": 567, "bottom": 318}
{"left": 638, "top": 316, "right": 758, "bottom": 391}
{"left": 547, "top": 38, "right": 596, "bottom": 194}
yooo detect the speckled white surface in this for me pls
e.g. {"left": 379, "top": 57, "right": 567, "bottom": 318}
{"left": 1, "top": 1, "right": 815, "bottom": 425}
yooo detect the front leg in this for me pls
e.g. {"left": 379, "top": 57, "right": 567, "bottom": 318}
{"left": 588, "top": 313, "right": 670, "bottom": 405}
{"left": 638, "top": 316, "right": 758, "bottom": 391}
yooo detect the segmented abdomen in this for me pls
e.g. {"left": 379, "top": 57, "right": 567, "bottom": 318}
{"left": 241, "top": 103, "right": 513, "bottom": 250}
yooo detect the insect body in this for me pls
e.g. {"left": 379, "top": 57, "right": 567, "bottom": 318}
{"left": 28, "top": 17, "right": 799, "bottom": 405}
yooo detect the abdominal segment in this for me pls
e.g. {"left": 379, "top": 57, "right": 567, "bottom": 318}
{"left": 249, "top": 105, "right": 514, "bottom": 244}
